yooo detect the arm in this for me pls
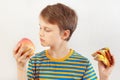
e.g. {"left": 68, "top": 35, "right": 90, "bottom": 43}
{"left": 17, "top": 65, "right": 27, "bottom": 80}
{"left": 13, "top": 43, "right": 33, "bottom": 80}
{"left": 82, "top": 61, "right": 98, "bottom": 80}
{"left": 98, "top": 55, "right": 115, "bottom": 80}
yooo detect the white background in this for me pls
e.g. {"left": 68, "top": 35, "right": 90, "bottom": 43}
{"left": 0, "top": 0, "right": 120, "bottom": 80}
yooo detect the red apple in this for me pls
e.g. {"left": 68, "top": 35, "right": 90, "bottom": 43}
{"left": 17, "top": 38, "right": 35, "bottom": 57}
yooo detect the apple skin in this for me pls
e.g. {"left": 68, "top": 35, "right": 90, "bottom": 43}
{"left": 17, "top": 38, "right": 35, "bottom": 57}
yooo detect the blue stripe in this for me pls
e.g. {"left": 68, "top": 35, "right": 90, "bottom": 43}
{"left": 66, "top": 59, "right": 88, "bottom": 62}
{"left": 30, "top": 66, "right": 86, "bottom": 71}
{"left": 40, "top": 70, "right": 84, "bottom": 74}
{"left": 28, "top": 74, "right": 82, "bottom": 80}
{"left": 87, "top": 66, "right": 93, "bottom": 71}
{"left": 40, "top": 62, "right": 88, "bottom": 66}
{"left": 28, "top": 69, "right": 85, "bottom": 75}
{"left": 40, "top": 73, "right": 82, "bottom": 77}
{"left": 86, "top": 69, "right": 95, "bottom": 75}
{"left": 86, "top": 73, "right": 97, "bottom": 79}
{"left": 39, "top": 76, "right": 81, "bottom": 79}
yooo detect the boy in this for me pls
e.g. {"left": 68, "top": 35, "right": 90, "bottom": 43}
{"left": 13, "top": 3, "right": 114, "bottom": 80}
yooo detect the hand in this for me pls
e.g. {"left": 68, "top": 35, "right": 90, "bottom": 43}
{"left": 98, "top": 55, "right": 115, "bottom": 80}
{"left": 13, "top": 43, "right": 33, "bottom": 70}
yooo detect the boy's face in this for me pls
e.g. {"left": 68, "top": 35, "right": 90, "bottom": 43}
{"left": 39, "top": 16, "right": 64, "bottom": 47}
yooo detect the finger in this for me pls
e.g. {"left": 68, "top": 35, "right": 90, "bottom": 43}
{"left": 18, "top": 56, "right": 30, "bottom": 65}
{"left": 94, "top": 58, "right": 98, "bottom": 61}
{"left": 13, "top": 43, "right": 21, "bottom": 55}
{"left": 92, "top": 52, "right": 97, "bottom": 57}
{"left": 24, "top": 57, "right": 31, "bottom": 63}
{"left": 98, "top": 61, "right": 105, "bottom": 71}
{"left": 24, "top": 49, "right": 33, "bottom": 58}
{"left": 111, "top": 54, "right": 115, "bottom": 66}
{"left": 98, "top": 61, "right": 103, "bottom": 67}
{"left": 15, "top": 45, "right": 28, "bottom": 59}
{"left": 19, "top": 49, "right": 32, "bottom": 61}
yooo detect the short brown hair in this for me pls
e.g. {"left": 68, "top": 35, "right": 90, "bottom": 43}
{"left": 40, "top": 3, "right": 78, "bottom": 41}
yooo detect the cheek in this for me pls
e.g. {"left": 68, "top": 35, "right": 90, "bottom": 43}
{"left": 48, "top": 34, "right": 61, "bottom": 41}
{"left": 53, "top": 35, "right": 62, "bottom": 44}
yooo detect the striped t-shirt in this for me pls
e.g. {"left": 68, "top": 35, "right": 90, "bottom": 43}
{"left": 27, "top": 49, "right": 98, "bottom": 80}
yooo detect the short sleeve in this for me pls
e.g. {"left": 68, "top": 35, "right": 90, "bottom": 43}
{"left": 27, "top": 59, "right": 35, "bottom": 80}
{"left": 82, "top": 61, "right": 98, "bottom": 80}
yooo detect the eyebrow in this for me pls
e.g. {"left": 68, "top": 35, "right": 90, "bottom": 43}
{"left": 44, "top": 27, "right": 51, "bottom": 30}
{"left": 39, "top": 24, "right": 51, "bottom": 29}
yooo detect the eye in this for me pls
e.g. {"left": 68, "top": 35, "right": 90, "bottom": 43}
{"left": 44, "top": 27, "right": 52, "bottom": 32}
{"left": 39, "top": 24, "right": 41, "bottom": 29}
{"left": 40, "top": 27, "right": 42, "bottom": 30}
{"left": 45, "top": 28, "right": 52, "bottom": 32}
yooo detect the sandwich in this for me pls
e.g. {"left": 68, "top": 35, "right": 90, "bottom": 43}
{"left": 92, "top": 48, "right": 113, "bottom": 67}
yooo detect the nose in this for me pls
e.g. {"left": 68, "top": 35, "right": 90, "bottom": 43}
{"left": 39, "top": 29, "right": 44, "bottom": 37}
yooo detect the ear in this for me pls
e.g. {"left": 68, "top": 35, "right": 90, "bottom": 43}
{"left": 61, "top": 30, "right": 70, "bottom": 40}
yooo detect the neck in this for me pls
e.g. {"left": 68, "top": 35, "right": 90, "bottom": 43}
{"left": 48, "top": 41, "right": 70, "bottom": 59}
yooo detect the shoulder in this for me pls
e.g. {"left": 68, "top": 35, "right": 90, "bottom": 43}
{"left": 29, "top": 50, "right": 46, "bottom": 61}
{"left": 70, "top": 50, "right": 90, "bottom": 63}
{"left": 71, "top": 50, "right": 89, "bottom": 60}
{"left": 34, "top": 50, "right": 45, "bottom": 57}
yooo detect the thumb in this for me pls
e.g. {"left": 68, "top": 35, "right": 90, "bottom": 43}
{"left": 98, "top": 61, "right": 105, "bottom": 71}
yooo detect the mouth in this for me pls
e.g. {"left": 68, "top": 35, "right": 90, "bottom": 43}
{"left": 40, "top": 38, "right": 45, "bottom": 42}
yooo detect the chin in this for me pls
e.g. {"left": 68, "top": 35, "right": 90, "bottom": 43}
{"left": 41, "top": 43, "right": 49, "bottom": 47}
